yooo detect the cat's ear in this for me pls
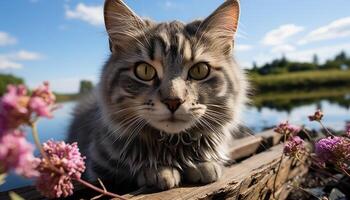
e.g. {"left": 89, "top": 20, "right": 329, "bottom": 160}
{"left": 200, "top": 0, "right": 240, "bottom": 44}
{"left": 104, "top": 0, "right": 145, "bottom": 52}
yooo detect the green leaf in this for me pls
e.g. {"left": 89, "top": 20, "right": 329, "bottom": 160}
{"left": 0, "top": 173, "right": 7, "bottom": 185}
{"left": 9, "top": 192, "right": 25, "bottom": 200}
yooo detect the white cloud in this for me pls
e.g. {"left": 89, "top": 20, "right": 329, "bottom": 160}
{"left": 0, "top": 31, "right": 17, "bottom": 46}
{"left": 286, "top": 43, "right": 350, "bottom": 63}
{"left": 12, "top": 50, "right": 42, "bottom": 61}
{"left": 0, "top": 58, "right": 22, "bottom": 70}
{"left": 271, "top": 44, "right": 296, "bottom": 53}
{"left": 0, "top": 50, "right": 43, "bottom": 70}
{"left": 247, "top": 43, "right": 350, "bottom": 68}
{"left": 261, "top": 24, "right": 304, "bottom": 46}
{"left": 235, "top": 44, "right": 253, "bottom": 52}
{"left": 65, "top": 3, "right": 103, "bottom": 26}
{"left": 299, "top": 17, "right": 350, "bottom": 45}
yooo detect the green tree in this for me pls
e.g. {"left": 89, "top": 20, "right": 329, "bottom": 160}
{"left": 0, "top": 74, "right": 24, "bottom": 96}
{"left": 79, "top": 80, "right": 94, "bottom": 94}
{"left": 313, "top": 54, "right": 319, "bottom": 65}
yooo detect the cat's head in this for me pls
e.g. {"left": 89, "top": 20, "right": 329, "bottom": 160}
{"left": 100, "top": 0, "right": 248, "bottom": 135}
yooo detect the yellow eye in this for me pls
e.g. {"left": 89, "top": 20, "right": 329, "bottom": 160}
{"left": 134, "top": 62, "right": 156, "bottom": 81}
{"left": 188, "top": 62, "right": 210, "bottom": 80}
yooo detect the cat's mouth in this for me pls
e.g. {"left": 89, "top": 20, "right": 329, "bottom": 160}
{"left": 146, "top": 114, "right": 195, "bottom": 134}
{"left": 159, "top": 116, "right": 187, "bottom": 123}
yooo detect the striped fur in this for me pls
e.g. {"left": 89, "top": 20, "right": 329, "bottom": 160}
{"left": 68, "top": 0, "right": 248, "bottom": 191}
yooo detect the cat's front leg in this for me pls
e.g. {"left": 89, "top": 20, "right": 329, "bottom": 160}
{"left": 184, "top": 161, "right": 223, "bottom": 184}
{"left": 137, "top": 166, "right": 181, "bottom": 190}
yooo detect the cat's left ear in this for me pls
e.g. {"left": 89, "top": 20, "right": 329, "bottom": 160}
{"left": 200, "top": 0, "right": 240, "bottom": 45}
{"left": 104, "top": 0, "right": 145, "bottom": 53}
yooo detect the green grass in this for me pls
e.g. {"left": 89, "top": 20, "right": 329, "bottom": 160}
{"left": 250, "top": 69, "right": 350, "bottom": 92}
{"left": 55, "top": 93, "right": 80, "bottom": 102}
{"left": 252, "top": 87, "right": 350, "bottom": 112}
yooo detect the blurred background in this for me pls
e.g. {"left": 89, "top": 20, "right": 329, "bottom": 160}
{"left": 1, "top": 0, "right": 350, "bottom": 191}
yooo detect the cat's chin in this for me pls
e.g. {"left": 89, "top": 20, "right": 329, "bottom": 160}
{"left": 149, "top": 120, "right": 194, "bottom": 134}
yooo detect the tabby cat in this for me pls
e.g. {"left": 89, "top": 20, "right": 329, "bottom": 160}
{"left": 68, "top": 0, "right": 248, "bottom": 190}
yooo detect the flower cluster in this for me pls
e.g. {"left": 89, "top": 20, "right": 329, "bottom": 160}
{"left": 308, "top": 110, "right": 324, "bottom": 122}
{"left": 283, "top": 136, "right": 305, "bottom": 157}
{"left": 346, "top": 121, "right": 350, "bottom": 138}
{"left": 0, "top": 82, "right": 123, "bottom": 199}
{"left": 274, "top": 121, "right": 301, "bottom": 135}
{"left": 315, "top": 136, "right": 350, "bottom": 169}
{"left": 277, "top": 109, "right": 350, "bottom": 179}
{"left": 36, "top": 141, "right": 86, "bottom": 198}
{"left": 0, "top": 82, "right": 56, "bottom": 134}
{"left": 0, "top": 82, "right": 56, "bottom": 178}
{"left": 0, "top": 131, "right": 39, "bottom": 178}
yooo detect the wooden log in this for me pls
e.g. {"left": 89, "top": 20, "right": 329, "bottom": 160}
{"left": 123, "top": 144, "right": 308, "bottom": 200}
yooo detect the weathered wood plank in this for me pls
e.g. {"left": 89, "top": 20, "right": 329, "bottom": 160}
{"left": 123, "top": 144, "right": 308, "bottom": 200}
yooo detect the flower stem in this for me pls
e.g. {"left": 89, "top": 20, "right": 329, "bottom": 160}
{"left": 340, "top": 168, "right": 350, "bottom": 177}
{"left": 318, "top": 121, "right": 336, "bottom": 137}
{"left": 30, "top": 122, "right": 63, "bottom": 175}
{"left": 74, "top": 178, "right": 127, "bottom": 200}
{"left": 302, "top": 129, "right": 313, "bottom": 141}
{"left": 30, "top": 122, "right": 48, "bottom": 161}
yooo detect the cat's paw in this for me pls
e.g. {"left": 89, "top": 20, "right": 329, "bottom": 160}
{"left": 184, "top": 162, "right": 222, "bottom": 184}
{"left": 137, "top": 167, "right": 181, "bottom": 190}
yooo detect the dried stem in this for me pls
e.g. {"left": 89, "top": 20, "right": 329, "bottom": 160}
{"left": 340, "top": 168, "right": 350, "bottom": 177}
{"left": 318, "top": 121, "right": 336, "bottom": 137}
{"left": 75, "top": 178, "right": 127, "bottom": 200}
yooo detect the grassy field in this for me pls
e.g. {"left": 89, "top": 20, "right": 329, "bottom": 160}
{"left": 250, "top": 69, "right": 350, "bottom": 92}
{"left": 55, "top": 93, "right": 80, "bottom": 102}
{"left": 252, "top": 87, "right": 350, "bottom": 111}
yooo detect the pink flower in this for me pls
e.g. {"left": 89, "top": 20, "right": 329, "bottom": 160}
{"left": 0, "top": 82, "right": 57, "bottom": 135}
{"left": 1, "top": 85, "right": 28, "bottom": 114}
{"left": 0, "top": 131, "right": 39, "bottom": 178}
{"left": 29, "top": 82, "right": 56, "bottom": 118}
{"left": 36, "top": 141, "right": 86, "bottom": 199}
{"left": 274, "top": 121, "right": 301, "bottom": 135}
{"left": 283, "top": 136, "right": 305, "bottom": 157}
{"left": 29, "top": 97, "right": 53, "bottom": 118}
{"left": 0, "top": 85, "right": 31, "bottom": 132}
{"left": 315, "top": 136, "right": 350, "bottom": 168}
{"left": 308, "top": 110, "right": 324, "bottom": 122}
{"left": 32, "top": 81, "right": 56, "bottom": 105}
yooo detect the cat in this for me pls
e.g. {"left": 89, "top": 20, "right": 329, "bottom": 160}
{"left": 67, "top": 0, "right": 248, "bottom": 191}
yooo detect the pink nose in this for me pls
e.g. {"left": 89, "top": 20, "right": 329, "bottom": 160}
{"left": 162, "top": 98, "right": 183, "bottom": 113}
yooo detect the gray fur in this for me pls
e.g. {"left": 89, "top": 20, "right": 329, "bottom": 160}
{"left": 67, "top": 0, "right": 248, "bottom": 191}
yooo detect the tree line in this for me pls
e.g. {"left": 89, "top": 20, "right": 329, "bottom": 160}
{"left": 0, "top": 74, "right": 93, "bottom": 96}
{"left": 249, "top": 51, "right": 350, "bottom": 75}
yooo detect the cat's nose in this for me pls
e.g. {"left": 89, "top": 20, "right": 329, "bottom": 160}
{"left": 162, "top": 98, "right": 184, "bottom": 113}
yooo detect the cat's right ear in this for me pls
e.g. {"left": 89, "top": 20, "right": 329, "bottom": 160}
{"left": 104, "top": 0, "right": 145, "bottom": 52}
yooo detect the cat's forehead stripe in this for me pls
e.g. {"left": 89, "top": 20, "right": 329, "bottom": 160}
{"left": 146, "top": 24, "right": 194, "bottom": 63}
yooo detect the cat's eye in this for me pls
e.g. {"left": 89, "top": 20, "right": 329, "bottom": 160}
{"left": 188, "top": 62, "right": 210, "bottom": 80}
{"left": 134, "top": 62, "right": 156, "bottom": 81}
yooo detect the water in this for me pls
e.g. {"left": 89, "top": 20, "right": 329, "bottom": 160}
{"left": 1, "top": 99, "right": 350, "bottom": 192}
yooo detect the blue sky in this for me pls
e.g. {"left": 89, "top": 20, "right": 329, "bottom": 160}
{"left": 1, "top": 0, "right": 350, "bottom": 93}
